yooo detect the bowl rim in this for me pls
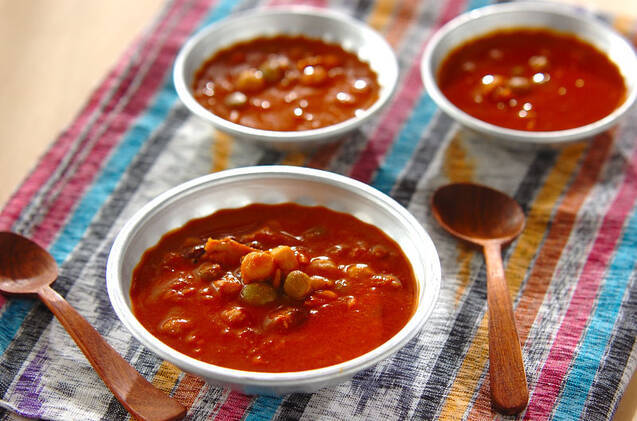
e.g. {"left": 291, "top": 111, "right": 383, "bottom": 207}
{"left": 173, "top": 7, "right": 399, "bottom": 145}
{"left": 420, "top": 1, "right": 637, "bottom": 145}
{"left": 106, "top": 166, "right": 441, "bottom": 387}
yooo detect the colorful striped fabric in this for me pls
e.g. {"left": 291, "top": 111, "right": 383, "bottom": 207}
{"left": 1, "top": 0, "right": 636, "bottom": 419}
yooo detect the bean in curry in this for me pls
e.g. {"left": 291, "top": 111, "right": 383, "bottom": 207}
{"left": 437, "top": 28, "right": 626, "bottom": 131}
{"left": 192, "top": 35, "right": 380, "bottom": 131}
{"left": 130, "top": 203, "right": 417, "bottom": 372}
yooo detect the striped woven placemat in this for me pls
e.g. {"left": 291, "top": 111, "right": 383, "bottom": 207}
{"left": 1, "top": 0, "right": 636, "bottom": 419}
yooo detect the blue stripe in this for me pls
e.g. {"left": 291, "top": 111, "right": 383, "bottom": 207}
{"left": 0, "top": 0, "right": 238, "bottom": 354}
{"left": 244, "top": 395, "right": 283, "bottom": 421}
{"left": 370, "top": 92, "right": 438, "bottom": 193}
{"left": 370, "top": 0, "right": 492, "bottom": 193}
{"left": 552, "top": 204, "right": 637, "bottom": 420}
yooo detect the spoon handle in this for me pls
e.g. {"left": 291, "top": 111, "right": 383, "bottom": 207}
{"left": 37, "top": 285, "right": 186, "bottom": 421}
{"left": 483, "top": 242, "right": 528, "bottom": 415}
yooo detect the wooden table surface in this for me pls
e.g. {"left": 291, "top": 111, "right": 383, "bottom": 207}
{"left": 0, "top": 1, "right": 635, "bottom": 419}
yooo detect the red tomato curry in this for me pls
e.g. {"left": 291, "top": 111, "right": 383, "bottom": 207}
{"left": 192, "top": 35, "right": 380, "bottom": 131}
{"left": 437, "top": 28, "right": 626, "bottom": 131}
{"left": 130, "top": 203, "right": 417, "bottom": 372}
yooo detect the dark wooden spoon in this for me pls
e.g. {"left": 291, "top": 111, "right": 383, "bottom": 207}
{"left": 0, "top": 231, "right": 186, "bottom": 421}
{"left": 431, "top": 183, "right": 528, "bottom": 414}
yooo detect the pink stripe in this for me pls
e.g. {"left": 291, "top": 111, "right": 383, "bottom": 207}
{"left": 0, "top": 1, "right": 198, "bottom": 314}
{"left": 522, "top": 143, "right": 637, "bottom": 420}
{"left": 27, "top": 1, "right": 212, "bottom": 247}
{"left": 213, "top": 391, "right": 253, "bottom": 420}
{"left": 349, "top": 0, "right": 465, "bottom": 183}
{"left": 0, "top": 2, "right": 181, "bottom": 231}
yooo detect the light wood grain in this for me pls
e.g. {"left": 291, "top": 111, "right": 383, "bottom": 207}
{"left": 0, "top": 232, "right": 186, "bottom": 420}
{"left": 0, "top": 1, "right": 635, "bottom": 420}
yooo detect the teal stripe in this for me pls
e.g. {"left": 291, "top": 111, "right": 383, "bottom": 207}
{"left": 244, "top": 395, "right": 283, "bottom": 421}
{"left": 465, "top": 0, "right": 490, "bottom": 11}
{"left": 0, "top": 0, "right": 238, "bottom": 355}
{"left": 552, "top": 205, "right": 637, "bottom": 420}
{"left": 370, "top": 0, "right": 491, "bottom": 193}
{"left": 0, "top": 299, "right": 32, "bottom": 353}
{"left": 51, "top": 88, "right": 176, "bottom": 264}
{"left": 370, "top": 92, "right": 438, "bottom": 193}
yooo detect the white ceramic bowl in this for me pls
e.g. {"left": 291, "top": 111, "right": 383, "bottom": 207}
{"left": 421, "top": 2, "right": 637, "bottom": 146}
{"left": 174, "top": 8, "right": 399, "bottom": 150}
{"left": 106, "top": 166, "right": 440, "bottom": 395}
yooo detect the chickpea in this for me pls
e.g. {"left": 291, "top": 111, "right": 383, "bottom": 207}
{"left": 300, "top": 65, "right": 327, "bottom": 85}
{"left": 264, "top": 307, "right": 307, "bottom": 332}
{"left": 196, "top": 262, "right": 223, "bottom": 282}
{"left": 479, "top": 74, "right": 505, "bottom": 98}
{"left": 491, "top": 85, "right": 513, "bottom": 102}
{"left": 529, "top": 55, "right": 549, "bottom": 71}
{"left": 213, "top": 272, "right": 243, "bottom": 296}
{"left": 507, "top": 76, "right": 531, "bottom": 94}
{"left": 235, "top": 68, "right": 265, "bottom": 92}
{"left": 309, "top": 275, "right": 334, "bottom": 290}
{"left": 158, "top": 317, "right": 191, "bottom": 336}
{"left": 284, "top": 270, "right": 312, "bottom": 300}
{"left": 270, "top": 245, "right": 299, "bottom": 272}
{"left": 240, "top": 283, "right": 277, "bottom": 306}
{"left": 241, "top": 251, "right": 275, "bottom": 283}
{"left": 336, "top": 92, "right": 355, "bottom": 105}
{"left": 221, "top": 306, "right": 249, "bottom": 327}
{"left": 224, "top": 91, "right": 247, "bottom": 108}
{"left": 371, "top": 274, "right": 402, "bottom": 288}
{"left": 306, "top": 256, "right": 340, "bottom": 277}
{"left": 346, "top": 263, "right": 376, "bottom": 281}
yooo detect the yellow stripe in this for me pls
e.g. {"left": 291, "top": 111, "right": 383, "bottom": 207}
{"left": 443, "top": 134, "right": 477, "bottom": 304}
{"left": 212, "top": 130, "right": 232, "bottom": 173}
{"left": 443, "top": 134, "right": 475, "bottom": 183}
{"left": 280, "top": 151, "right": 307, "bottom": 166}
{"left": 151, "top": 361, "right": 183, "bottom": 393}
{"left": 437, "top": 142, "right": 587, "bottom": 418}
{"left": 367, "top": 0, "right": 397, "bottom": 32}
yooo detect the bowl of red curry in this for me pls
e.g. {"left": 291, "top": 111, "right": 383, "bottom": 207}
{"left": 106, "top": 166, "right": 440, "bottom": 394}
{"left": 421, "top": 2, "right": 637, "bottom": 146}
{"left": 174, "top": 8, "right": 398, "bottom": 150}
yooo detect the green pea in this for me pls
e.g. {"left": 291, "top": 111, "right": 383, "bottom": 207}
{"left": 284, "top": 270, "right": 312, "bottom": 300}
{"left": 240, "top": 283, "right": 276, "bottom": 306}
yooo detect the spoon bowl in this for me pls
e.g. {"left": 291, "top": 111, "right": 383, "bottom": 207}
{"left": 0, "top": 233, "right": 58, "bottom": 293}
{"left": 431, "top": 183, "right": 528, "bottom": 415}
{"left": 431, "top": 182, "right": 525, "bottom": 244}
{"left": 0, "top": 231, "right": 186, "bottom": 421}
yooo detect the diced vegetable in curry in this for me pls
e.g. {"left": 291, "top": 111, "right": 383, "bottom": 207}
{"left": 437, "top": 28, "right": 626, "bottom": 131}
{"left": 192, "top": 35, "right": 381, "bottom": 131}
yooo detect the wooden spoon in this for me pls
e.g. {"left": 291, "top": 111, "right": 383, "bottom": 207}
{"left": 431, "top": 183, "right": 528, "bottom": 414}
{"left": 0, "top": 231, "right": 186, "bottom": 421}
